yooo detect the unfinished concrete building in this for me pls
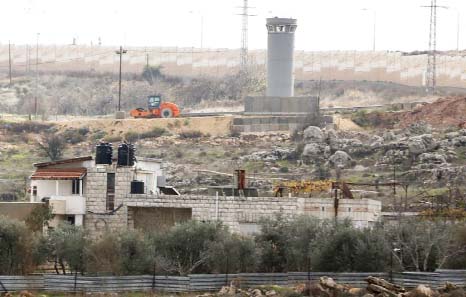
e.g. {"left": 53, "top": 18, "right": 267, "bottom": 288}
{"left": 27, "top": 152, "right": 380, "bottom": 238}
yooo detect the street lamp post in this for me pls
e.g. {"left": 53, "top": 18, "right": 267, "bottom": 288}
{"left": 115, "top": 46, "right": 127, "bottom": 112}
{"left": 390, "top": 243, "right": 401, "bottom": 283}
{"left": 361, "top": 8, "right": 376, "bottom": 51}
{"left": 189, "top": 11, "right": 204, "bottom": 49}
{"left": 35, "top": 33, "right": 40, "bottom": 118}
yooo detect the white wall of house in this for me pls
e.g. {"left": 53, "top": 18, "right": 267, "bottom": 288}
{"left": 135, "top": 159, "right": 163, "bottom": 194}
{"left": 30, "top": 179, "right": 84, "bottom": 201}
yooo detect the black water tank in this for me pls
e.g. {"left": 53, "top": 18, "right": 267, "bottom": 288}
{"left": 95, "top": 142, "right": 113, "bottom": 165}
{"left": 117, "top": 143, "right": 136, "bottom": 166}
{"left": 130, "top": 180, "right": 144, "bottom": 194}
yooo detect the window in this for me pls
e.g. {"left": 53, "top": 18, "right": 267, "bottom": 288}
{"left": 32, "top": 186, "right": 37, "bottom": 196}
{"left": 148, "top": 96, "right": 161, "bottom": 109}
{"left": 67, "top": 215, "right": 75, "bottom": 225}
{"left": 106, "top": 173, "right": 115, "bottom": 211}
{"left": 72, "top": 179, "right": 80, "bottom": 195}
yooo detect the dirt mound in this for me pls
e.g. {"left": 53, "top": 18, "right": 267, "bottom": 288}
{"left": 398, "top": 97, "right": 466, "bottom": 128}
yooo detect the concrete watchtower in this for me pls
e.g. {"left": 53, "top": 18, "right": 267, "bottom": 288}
{"left": 266, "top": 17, "right": 297, "bottom": 97}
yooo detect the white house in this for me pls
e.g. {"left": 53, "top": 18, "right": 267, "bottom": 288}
{"left": 30, "top": 156, "right": 164, "bottom": 227}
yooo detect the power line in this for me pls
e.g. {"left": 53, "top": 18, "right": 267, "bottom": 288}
{"left": 0, "top": 50, "right": 114, "bottom": 69}
{"left": 115, "top": 46, "right": 127, "bottom": 112}
{"left": 8, "top": 41, "right": 12, "bottom": 86}
{"left": 422, "top": 0, "right": 448, "bottom": 95}
{"left": 236, "top": 0, "right": 256, "bottom": 71}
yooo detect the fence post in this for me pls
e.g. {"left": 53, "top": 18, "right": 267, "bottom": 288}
{"left": 74, "top": 270, "right": 78, "bottom": 292}
{"left": 225, "top": 254, "right": 229, "bottom": 286}
{"left": 0, "top": 280, "right": 7, "bottom": 294}
{"left": 152, "top": 259, "right": 156, "bottom": 292}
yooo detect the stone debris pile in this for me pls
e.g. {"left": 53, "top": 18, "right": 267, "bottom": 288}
{"left": 198, "top": 276, "right": 465, "bottom": 297}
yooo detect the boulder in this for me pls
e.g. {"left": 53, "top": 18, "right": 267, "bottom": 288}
{"left": 418, "top": 153, "right": 447, "bottom": 164}
{"left": 219, "top": 286, "right": 231, "bottom": 295}
{"left": 408, "top": 134, "right": 437, "bottom": 155}
{"left": 328, "top": 151, "right": 353, "bottom": 168}
{"left": 304, "top": 283, "right": 330, "bottom": 297}
{"left": 383, "top": 131, "right": 397, "bottom": 142}
{"left": 304, "top": 126, "right": 324, "bottom": 143}
{"left": 405, "top": 285, "right": 437, "bottom": 297}
{"left": 452, "top": 136, "right": 466, "bottom": 147}
{"left": 265, "top": 290, "right": 277, "bottom": 297}
{"left": 251, "top": 289, "right": 263, "bottom": 297}
{"left": 408, "top": 122, "right": 432, "bottom": 135}
{"left": 302, "top": 143, "right": 331, "bottom": 160}
{"left": 370, "top": 135, "right": 384, "bottom": 149}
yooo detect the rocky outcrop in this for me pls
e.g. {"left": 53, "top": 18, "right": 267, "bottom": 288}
{"left": 328, "top": 151, "right": 353, "bottom": 168}
{"left": 304, "top": 126, "right": 325, "bottom": 143}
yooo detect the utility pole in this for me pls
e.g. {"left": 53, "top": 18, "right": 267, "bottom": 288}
{"left": 457, "top": 11, "right": 460, "bottom": 52}
{"left": 237, "top": 0, "right": 256, "bottom": 72}
{"left": 115, "top": 46, "right": 127, "bottom": 111}
{"left": 422, "top": 0, "right": 448, "bottom": 95}
{"left": 35, "top": 33, "right": 40, "bottom": 118}
{"left": 146, "top": 53, "right": 149, "bottom": 68}
{"left": 8, "top": 41, "right": 12, "bottom": 87}
{"left": 361, "top": 8, "right": 376, "bottom": 51}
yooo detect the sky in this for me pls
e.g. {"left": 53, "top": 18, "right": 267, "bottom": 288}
{"left": 0, "top": 0, "right": 464, "bottom": 51}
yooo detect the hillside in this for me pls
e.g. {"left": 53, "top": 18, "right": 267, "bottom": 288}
{"left": 1, "top": 68, "right": 465, "bottom": 117}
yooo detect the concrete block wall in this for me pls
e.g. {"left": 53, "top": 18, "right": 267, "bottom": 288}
{"left": 84, "top": 166, "right": 133, "bottom": 238}
{"left": 232, "top": 115, "right": 333, "bottom": 133}
{"left": 244, "top": 96, "right": 319, "bottom": 115}
{"left": 83, "top": 166, "right": 381, "bottom": 237}
{"left": 1, "top": 45, "right": 465, "bottom": 88}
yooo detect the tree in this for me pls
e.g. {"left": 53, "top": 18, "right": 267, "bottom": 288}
{"left": 206, "top": 232, "right": 257, "bottom": 273}
{"left": 315, "top": 223, "right": 388, "bottom": 272}
{"left": 142, "top": 65, "right": 164, "bottom": 85}
{"left": 25, "top": 204, "right": 54, "bottom": 232}
{"left": 0, "top": 216, "right": 37, "bottom": 275}
{"left": 386, "top": 219, "right": 465, "bottom": 272}
{"left": 47, "top": 223, "right": 88, "bottom": 274}
{"left": 119, "top": 230, "right": 152, "bottom": 275}
{"left": 285, "top": 216, "right": 322, "bottom": 272}
{"left": 86, "top": 233, "right": 124, "bottom": 275}
{"left": 153, "top": 221, "right": 225, "bottom": 275}
{"left": 38, "top": 134, "right": 67, "bottom": 161}
{"left": 255, "top": 214, "right": 291, "bottom": 272}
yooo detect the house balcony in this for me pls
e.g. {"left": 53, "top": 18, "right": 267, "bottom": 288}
{"left": 49, "top": 195, "right": 86, "bottom": 215}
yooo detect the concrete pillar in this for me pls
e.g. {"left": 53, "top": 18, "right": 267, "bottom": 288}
{"left": 79, "top": 179, "right": 83, "bottom": 196}
{"left": 75, "top": 214, "right": 83, "bottom": 226}
{"left": 55, "top": 180, "right": 59, "bottom": 196}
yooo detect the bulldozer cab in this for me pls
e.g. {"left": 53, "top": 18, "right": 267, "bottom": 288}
{"left": 148, "top": 95, "right": 161, "bottom": 110}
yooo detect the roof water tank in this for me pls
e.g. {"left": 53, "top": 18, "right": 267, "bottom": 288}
{"left": 117, "top": 143, "right": 136, "bottom": 166}
{"left": 130, "top": 180, "right": 144, "bottom": 194}
{"left": 95, "top": 142, "right": 113, "bottom": 165}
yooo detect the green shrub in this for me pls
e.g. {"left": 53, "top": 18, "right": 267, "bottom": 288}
{"left": 0, "top": 120, "right": 54, "bottom": 134}
{"left": 0, "top": 216, "right": 38, "bottom": 274}
{"left": 124, "top": 127, "right": 166, "bottom": 142}
{"left": 91, "top": 130, "right": 107, "bottom": 140}
{"left": 179, "top": 130, "right": 204, "bottom": 139}
{"left": 37, "top": 134, "right": 67, "bottom": 161}
{"left": 103, "top": 135, "right": 123, "bottom": 142}
{"left": 62, "top": 128, "right": 87, "bottom": 144}
{"left": 279, "top": 167, "right": 289, "bottom": 173}
{"left": 351, "top": 110, "right": 399, "bottom": 128}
